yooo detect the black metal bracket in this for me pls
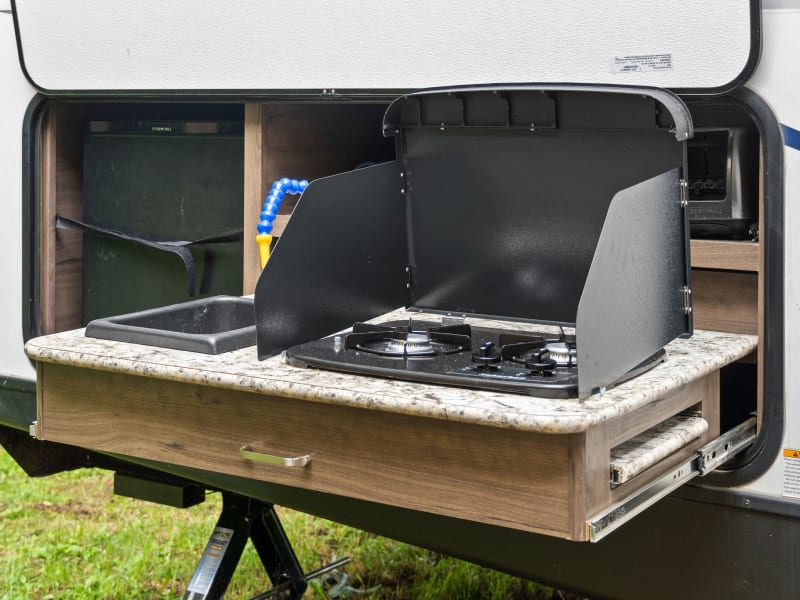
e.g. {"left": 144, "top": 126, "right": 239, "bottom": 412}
{"left": 183, "top": 493, "right": 310, "bottom": 600}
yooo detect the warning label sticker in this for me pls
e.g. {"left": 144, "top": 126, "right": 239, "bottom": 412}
{"left": 186, "top": 527, "right": 235, "bottom": 596}
{"left": 783, "top": 449, "right": 800, "bottom": 498}
{"left": 610, "top": 54, "right": 673, "bottom": 73}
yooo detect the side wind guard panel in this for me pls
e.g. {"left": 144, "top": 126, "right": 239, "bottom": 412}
{"left": 577, "top": 169, "right": 690, "bottom": 399}
{"left": 255, "top": 162, "right": 407, "bottom": 358}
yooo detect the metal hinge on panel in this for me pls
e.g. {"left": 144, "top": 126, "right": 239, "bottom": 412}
{"left": 29, "top": 420, "right": 38, "bottom": 439}
{"left": 681, "top": 286, "right": 692, "bottom": 315}
{"left": 679, "top": 178, "right": 688, "bottom": 207}
{"left": 405, "top": 266, "right": 413, "bottom": 290}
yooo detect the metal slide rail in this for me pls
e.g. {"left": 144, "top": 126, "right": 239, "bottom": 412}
{"left": 587, "top": 417, "right": 757, "bottom": 542}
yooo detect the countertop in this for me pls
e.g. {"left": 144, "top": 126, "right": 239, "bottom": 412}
{"left": 25, "top": 308, "right": 757, "bottom": 434}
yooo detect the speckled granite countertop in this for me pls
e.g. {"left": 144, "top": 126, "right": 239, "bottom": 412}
{"left": 24, "top": 308, "right": 757, "bottom": 434}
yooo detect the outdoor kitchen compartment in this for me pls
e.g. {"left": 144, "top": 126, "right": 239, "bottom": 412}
{"left": 255, "top": 86, "right": 694, "bottom": 400}
{"left": 28, "top": 87, "right": 761, "bottom": 543}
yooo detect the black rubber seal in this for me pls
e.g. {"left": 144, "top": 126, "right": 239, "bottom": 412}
{"left": 692, "top": 85, "right": 785, "bottom": 488}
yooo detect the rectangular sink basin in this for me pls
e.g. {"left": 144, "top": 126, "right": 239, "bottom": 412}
{"left": 85, "top": 296, "right": 256, "bottom": 354}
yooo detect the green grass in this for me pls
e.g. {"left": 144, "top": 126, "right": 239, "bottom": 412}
{"left": 0, "top": 448, "right": 571, "bottom": 599}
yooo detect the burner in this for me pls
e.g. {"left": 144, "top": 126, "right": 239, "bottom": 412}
{"left": 345, "top": 321, "right": 471, "bottom": 358}
{"left": 286, "top": 318, "right": 664, "bottom": 398}
{"left": 357, "top": 332, "right": 457, "bottom": 357}
{"left": 499, "top": 332, "right": 578, "bottom": 368}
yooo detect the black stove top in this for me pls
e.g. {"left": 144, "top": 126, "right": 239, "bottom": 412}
{"left": 285, "top": 318, "right": 665, "bottom": 398}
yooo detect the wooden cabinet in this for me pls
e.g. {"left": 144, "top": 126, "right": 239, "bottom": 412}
{"left": 688, "top": 209, "right": 763, "bottom": 430}
{"left": 35, "top": 361, "right": 719, "bottom": 542}
{"left": 690, "top": 239, "right": 760, "bottom": 336}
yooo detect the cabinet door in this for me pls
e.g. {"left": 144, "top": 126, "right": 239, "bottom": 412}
{"left": 13, "top": 0, "right": 756, "bottom": 94}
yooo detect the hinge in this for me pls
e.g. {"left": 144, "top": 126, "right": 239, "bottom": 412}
{"left": 681, "top": 285, "right": 692, "bottom": 315}
{"left": 29, "top": 420, "right": 38, "bottom": 439}
{"left": 679, "top": 178, "right": 688, "bottom": 207}
{"left": 405, "top": 266, "right": 413, "bottom": 290}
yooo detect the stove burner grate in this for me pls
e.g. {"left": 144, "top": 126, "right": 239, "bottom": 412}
{"left": 286, "top": 318, "right": 664, "bottom": 399}
{"left": 345, "top": 321, "right": 472, "bottom": 358}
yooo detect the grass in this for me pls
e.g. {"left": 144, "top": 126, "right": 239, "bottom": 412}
{"left": 0, "top": 448, "right": 573, "bottom": 599}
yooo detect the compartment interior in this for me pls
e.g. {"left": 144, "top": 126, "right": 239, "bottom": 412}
{"left": 35, "top": 101, "right": 394, "bottom": 335}
{"left": 80, "top": 116, "right": 245, "bottom": 324}
{"left": 685, "top": 97, "right": 762, "bottom": 442}
{"left": 32, "top": 94, "right": 762, "bottom": 438}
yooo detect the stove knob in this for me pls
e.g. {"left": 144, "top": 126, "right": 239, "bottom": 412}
{"left": 472, "top": 341, "right": 502, "bottom": 366}
{"left": 526, "top": 349, "right": 557, "bottom": 375}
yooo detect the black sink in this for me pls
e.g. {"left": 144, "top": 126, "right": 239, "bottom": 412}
{"left": 85, "top": 296, "right": 256, "bottom": 354}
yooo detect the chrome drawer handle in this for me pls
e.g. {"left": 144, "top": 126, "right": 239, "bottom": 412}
{"left": 239, "top": 445, "right": 311, "bottom": 467}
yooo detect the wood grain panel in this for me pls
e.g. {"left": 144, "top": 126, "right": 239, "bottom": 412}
{"left": 39, "top": 365, "right": 572, "bottom": 537}
{"left": 39, "top": 104, "right": 87, "bottom": 334}
{"left": 691, "top": 269, "right": 758, "bottom": 335}
{"left": 690, "top": 239, "right": 759, "bottom": 272}
{"left": 576, "top": 372, "right": 718, "bottom": 539}
{"left": 243, "top": 103, "right": 393, "bottom": 292}
{"left": 603, "top": 375, "right": 717, "bottom": 447}
{"left": 53, "top": 105, "right": 87, "bottom": 332}
{"left": 569, "top": 427, "right": 609, "bottom": 540}
{"left": 607, "top": 373, "right": 719, "bottom": 499}
{"left": 261, "top": 103, "right": 393, "bottom": 235}
{"left": 39, "top": 109, "right": 57, "bottom": 333}
{"left": 243, "top": 104, "right": 268, "bottom": 294}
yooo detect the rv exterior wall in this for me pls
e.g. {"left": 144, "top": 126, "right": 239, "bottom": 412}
{"left": 742, "top": 6, "right": 800, "bottom": 499}
{"left": 14, "top": 0, "right": 752, "bottom": 92}
{"left": 0, "top": 10, "right": 36, "bottom": 380}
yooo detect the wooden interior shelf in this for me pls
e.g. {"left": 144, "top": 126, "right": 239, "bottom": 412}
{"left": 690, "top": 239, "right": 760, "bottom": 272}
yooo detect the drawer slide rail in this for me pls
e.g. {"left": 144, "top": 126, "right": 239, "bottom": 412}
{"left": 587, "top": 417, "right": 757, "bottom": 542}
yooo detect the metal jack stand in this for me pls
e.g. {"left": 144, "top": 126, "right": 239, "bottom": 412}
{"left": 184, "top": 493, "right": 349, "bottom": 600}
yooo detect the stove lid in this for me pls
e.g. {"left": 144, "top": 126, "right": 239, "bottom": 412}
{"left": 12, "top": 1, "right": 757, "bottom": 95}
{"left": 385, "top": 85, "right": 691, "bottom": 324}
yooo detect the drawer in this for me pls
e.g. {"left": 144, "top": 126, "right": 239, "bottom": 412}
{"left": 34, "top": 363, "right": 719, "bottom": 541}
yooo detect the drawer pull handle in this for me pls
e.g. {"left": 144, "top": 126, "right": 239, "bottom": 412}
{"left": 240, "top": 445, "right": 311, "bottom": 467}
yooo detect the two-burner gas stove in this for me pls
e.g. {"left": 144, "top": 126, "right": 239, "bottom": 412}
{"left": 285, "top": 317, "right": 665, "bottom": 398}
{"left": 257, "top": 87, "right": 693, "bottom": 400}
